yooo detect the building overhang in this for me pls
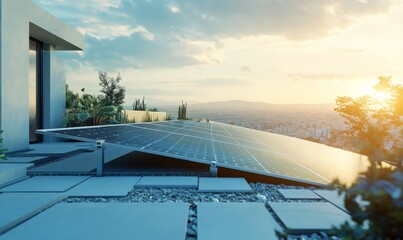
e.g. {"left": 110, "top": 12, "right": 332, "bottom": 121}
{"left": 0, "top": 0, "right": 84, "bottom": 51}
{"left": 27, "top": 0, "right": 84, "bottom": 50}
{"left": 29, "top": 22, "right": 82, "bottom": 51}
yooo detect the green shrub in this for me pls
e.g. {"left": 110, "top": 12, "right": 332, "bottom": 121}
{"left": 148, "top": 107, "right": 158, "bottom": 112}
{"left": 65, "top": 72, "right": 128, "bottom": 127}
{"left": 65, "top": 90, "right": 121, "bottom": 127}
{"left": 165, "top": 114, "right": 173, "bottom": 121}
{"left": 115, "top": 110, "right": 129, "bottom": 124}
{"left": 331, "top": 126, "right": 403, "bottom": 239}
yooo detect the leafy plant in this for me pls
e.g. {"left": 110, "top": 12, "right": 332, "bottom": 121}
{"left": 98, "top": 72, "right": 126, "bottom": 108}
{"left": 0, "top": 130, "right": 8, "bottom": 160}
{"left": 335, "top": 95, "right": 371, "bottom": 138}
{"left": 79, "top": 94, "right": 119, "bottom": 126}
{"left": 165, "top": 114, "right": 173, "bottom": 121}
{"left": 335, "top": 77, "right": 402, "bottom": 153}
{"left": 115, "top": 110, "right": 129, "bottom": 124}
{"left": 331, "top": 77, "right": 403, "bottom": 239}
{"left": 148, "top": 107, "right": 159, "bottom": 112}
{"left": 331, "top": 127, "right": 403, "bottom": 239}
{"left": 65, "top": 110, "right": 86, "bottom": 127}
{"left": 64, "top": 88, "right": 121, "bottom": 127}
{"left": 66, "top": 84, "right": 79, "bottom": 109}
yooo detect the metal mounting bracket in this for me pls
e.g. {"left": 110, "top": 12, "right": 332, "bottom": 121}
{"left": 96, "top": 140, "right": 105, "bottom": 177}
{"left": 210, "top": 160, "right": 218, "bottom": 177}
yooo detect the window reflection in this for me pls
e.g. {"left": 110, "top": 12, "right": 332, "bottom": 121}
{"left": 29, "top": 40, "right": 38, "bottom": 142}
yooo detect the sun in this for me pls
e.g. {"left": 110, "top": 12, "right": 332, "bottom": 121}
{"left": 359, "top": 87, "right": 393, "bottom": 105}
{"left": 372, "top": 90, "right": 393, "bottom": 105}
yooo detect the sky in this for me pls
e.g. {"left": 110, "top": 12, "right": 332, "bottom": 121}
{"left": 32, "top": 0, "right": 403, "bottom": 106}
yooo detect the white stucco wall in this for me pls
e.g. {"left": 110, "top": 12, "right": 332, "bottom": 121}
{"left": 125, "top": 110, "right": 168, "bottom": 123}
{"left": 43, "top": 48, "right": 67, "bottom": 142}
{"left": 0, "top": 0, "right": 83, "bottom": 151}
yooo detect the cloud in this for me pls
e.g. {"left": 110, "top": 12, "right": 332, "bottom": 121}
{"left": 79, "top": 34, "right": 214, "bottom": 70}
{"left": 333, "top": 47, "right": 366, "bottom": 54}
{"left": 168, "top": 5, "right": 180, "bottom": 13}
{"left": 36, "top": 0, "right": 121, "bottom": 13}
{"left": 289, "top": 73, "right": 359, "bottom": 81}
{"left": 33, "top": 0, "right": 401, "bottom": 70}
{"left": 199, "top": 78, "right": 250, "bottom": 87}
{"left": 241, "top": 66, "right": 251, "bottom": 72}
{"left": 126, "top": 88, "right": 196, "bottom": 97}
{"left": 76, "top": 25, "right": 154, "bottom": 40}
{"left": 119, "top": 0, "right": 399, "bottom": 40}
{"left": 150, "top": 80, "right": 196, "bottom": 85}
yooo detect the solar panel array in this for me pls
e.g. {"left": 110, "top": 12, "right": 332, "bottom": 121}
{"left": 38, "top": 121, "right": 369, "bottom": 186}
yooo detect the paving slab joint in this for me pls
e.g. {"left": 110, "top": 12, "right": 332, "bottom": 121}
{"left": 186, "top": 205, "right": 198, "bottom": 239}
{"left": 0, "top": 176, "right": 30, "bottom": 189}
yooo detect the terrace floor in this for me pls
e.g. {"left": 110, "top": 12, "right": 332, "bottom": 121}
{"left": 0, "top": 142, "right": 350, "bottom": 240}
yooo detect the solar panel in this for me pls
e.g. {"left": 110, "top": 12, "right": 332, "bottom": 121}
{"left": 37, "top": 121, "right": 369, "bottom": 186}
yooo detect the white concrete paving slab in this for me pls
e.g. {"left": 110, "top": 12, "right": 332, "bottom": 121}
{"left": 269, "top": 202, "right": 352, "bottom": 234}
{"left": 0, "top": 176, "right": 90, "bottom": 192}
{"left": 1, "top": 203, "right": 189, "bottom": 240}
{"left": 0, "top": 164, "right": 32, "bottom": 186}
{"left": 0, "top": 156, "right": 47, "bottom": 164}
{"left": 198, "top": 177, "right": 252, "bottom": 192}
{"left": 0, "top": 193, "right": 66, "bottom": 233}
{"left": 136, "top": 176, "right": 198, "bottom": 188}
{"left": 67, "top": 176, "right": 141, "bottom": 197}
{"left": 314, "top": 190, "right": 347, "bottom": 212}
{"left": 198, "top": 203, "right": 281, "bottom": 240}
{"left": 278, "top": 189, "right": 322, "bottom": 200}
{"left": 29, "top": 147, "right": 132, "bottom": 174}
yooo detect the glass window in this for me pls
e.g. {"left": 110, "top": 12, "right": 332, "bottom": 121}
{"left": 29, "top": 39, "right": 42, "bottom": 143}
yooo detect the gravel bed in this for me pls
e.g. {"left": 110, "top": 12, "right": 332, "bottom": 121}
{"left": 65, "top": 182, "right": 340, "bottom": 240}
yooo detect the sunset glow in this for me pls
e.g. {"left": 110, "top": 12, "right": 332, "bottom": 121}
{"left": 32, "top": 0, "right": 403, "bottom": 106}
{"left": 373, "top": 91, "right": 393, "bottom": 105}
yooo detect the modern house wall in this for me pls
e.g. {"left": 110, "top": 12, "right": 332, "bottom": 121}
{"left": 0, "top": 0, "right": 83, "bottom": 151}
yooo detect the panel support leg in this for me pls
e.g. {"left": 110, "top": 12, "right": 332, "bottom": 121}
{"left": 96, "top": 140, "right": 105, "bottom": 177}
{"left": 210, "top": 160, "right": 218, "bottom": 177}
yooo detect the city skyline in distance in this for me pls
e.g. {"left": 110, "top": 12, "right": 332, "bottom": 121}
{"left": 157, "top": 100, "right": 336, "bottom": 113}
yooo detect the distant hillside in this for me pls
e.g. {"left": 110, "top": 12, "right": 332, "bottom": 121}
{"left": 160, "top": 100, "right": 336, "bottom": 113}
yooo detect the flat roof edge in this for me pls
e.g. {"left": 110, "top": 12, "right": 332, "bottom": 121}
{"left": 29, "top": 22, "right": 83, "bottom": 51}
{"left": 27, "top": 0, "right": 84, "bottom": 50}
